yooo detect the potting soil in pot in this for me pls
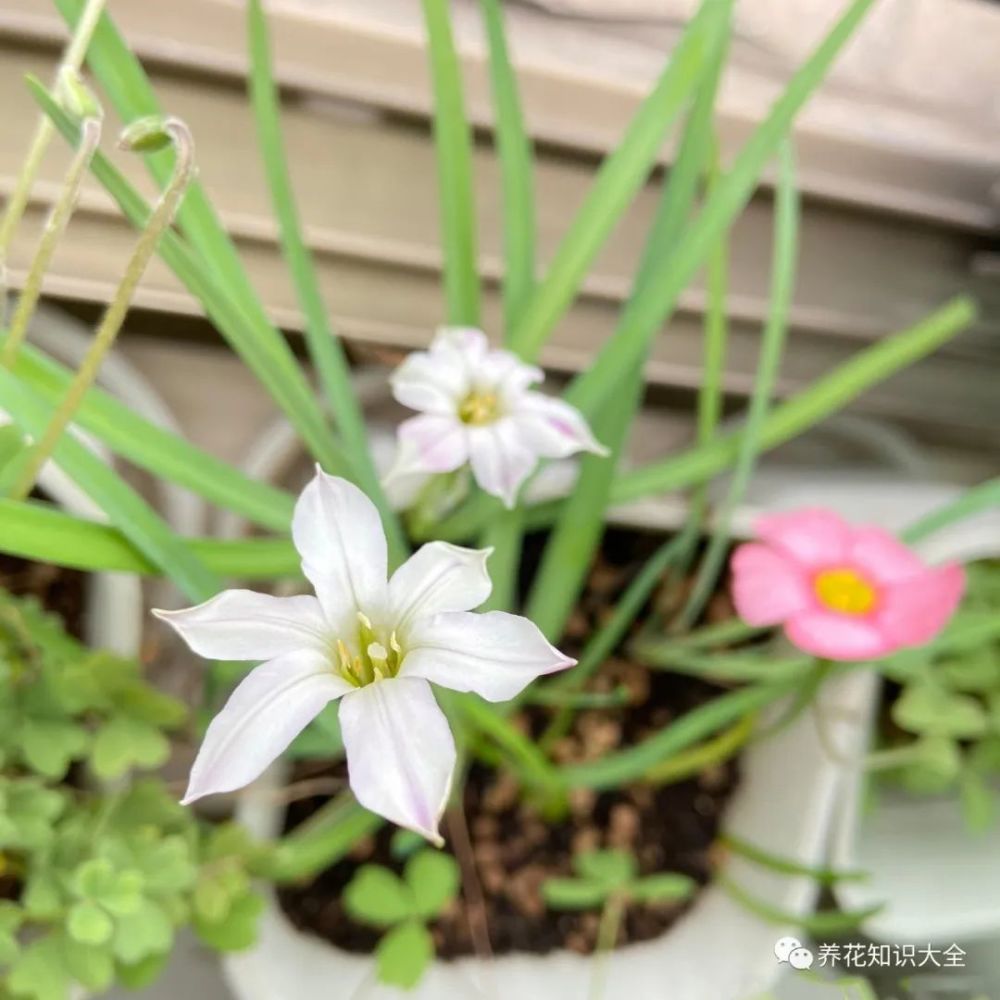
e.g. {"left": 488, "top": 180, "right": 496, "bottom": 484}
{"left": 278, "top": 529, "right": 743, "bottom": 958}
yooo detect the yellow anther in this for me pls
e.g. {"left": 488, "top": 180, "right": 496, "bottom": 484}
{"left": 814, "top": 568, "right": 877, "bottom": 615}
{"left": 458, "top": 390, "right": 500, "bottom": 426}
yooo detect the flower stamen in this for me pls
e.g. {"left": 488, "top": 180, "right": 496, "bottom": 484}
{"left": 458, "top": 390, "right": 500, "bottom": 426}
{"left": 814, "top": 568, "right": 877, "bottom": 615}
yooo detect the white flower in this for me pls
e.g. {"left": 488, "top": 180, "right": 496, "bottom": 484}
{"left": 155, "top": 468, "right": 573, "bottom": 844}
{"left": 387, "top": 327, "right": 608, "bottom": 507}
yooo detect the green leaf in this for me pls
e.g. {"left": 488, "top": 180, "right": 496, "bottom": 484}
{"left": 629, "top": 873, "right": 696, "bottom": 904}
{"left": 896, "top": 736, "right": 962, "bottom": 794}
{"left": 960, "top": 766, "right": 995, "bottom": 835}
{"left": 115, "top": 952, "right": 170, "bottom": 990}
{"left": 892, "top": 682, "right": 987, "bottom": 739}
{"left": 22, "top": 873, "right": 63, "bottom": 920}
{"left": 0, "top": 423, "right": 27, "bottom": 473}
{"left": 343, "top": 864, "right": 414, "bottom": 927}
{"left": 110, "top": 898, "right": 173, "bottom": 964}
{"left": 903, "top": 476, "right": 1000, "bottom": 545}
{"left": 391, "top": 828, "right": 427, "bottom": 861}
{"left": 510, "top": 0, "right": 730, "bottom": 358}
{"left": 91, "top": 716, "right": 170, "bottom": 778}
{"left": 680, "top": 140, "right": 799, "bottom": 626}
{"left": 62, "top": 935, "right": 115, "bottom": 992}
{"left": 479, "top": 0, "right": 535, "bottom": 331}
{"left": 0, "top": 498, "right": 300, "bottom": 579}
{"left": 404, "top": 850, "right": 460, "bottom": 919}
{"left": 375, "top": 919, "right": 434, "bottom": 991}
{"left": 938, "top": 653, "right": 1000, "bottom": 694}
{"left": 20, "top": 719, "right": 89, "bottom": 779}
{"left": 13, "top": 341, "right": 294, "bottom": 533}
{"left": 246, "top": 0, "right": 407, "bottom": 564}
{"left": 541, "top": 877, "right": 609, "bottom": 911}
{"left": 67, "top": 900, "right": 114, "bottom": 946}
{"left": 8, "top": 936, "right": 71, "bottom": 1000}
{"left": 614, "top": 297, "right": 975, "bottom": 505}
{"left": 0, "top": 367, "right": 221, "bottom": 603}
{"left": 564, "top": 0, "right": 877, "bottom": 415}
{"left": 192, "top": 890, "right": 264, "bottom": 952}
{"left": 574, "top": 849, "right": 636, "bottom": 888}
{"left": 420, "top": 0, "right": 480, "bottom": 326}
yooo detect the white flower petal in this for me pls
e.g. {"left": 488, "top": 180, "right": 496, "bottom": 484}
{"left": 182, "top": 650, "right": 350, "bottom": 804}
{"left": 402, "top": 610, "right": 575, "bottom": 702}
{"left": 478, "top": 349, "right": 544, "bottom": 396}
{"left": 389, "top": 541, "right": 493, "bottom": 629}
{"left": 154, "top": 590, "right": 327, "bottom": 661}
{"left": 339, "top": 677, "right": 455, "bottom": 844}
{"left": 515, "top": 392, "right": 609, "bottom": 459}
{"left": 292, "top": 468, "right": 388, "bottom": 630}
{"left": 467, "top": 421, "right": 538, "bottom": 508}
{"left": 431, "top": 326, "right": 490, "bottom": 374}
{"left": 390, "top": 350, "right": 467, "bottom": 415}
{"left": 393, "top": 414, "right": 469, "bottom": 475}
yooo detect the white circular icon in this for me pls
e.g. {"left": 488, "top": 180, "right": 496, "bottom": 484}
{"left": 789, "top": 947, "right": 815, "bottom": 971}
{"left": 774, "top": 937, "right": 802, "bottom": 963}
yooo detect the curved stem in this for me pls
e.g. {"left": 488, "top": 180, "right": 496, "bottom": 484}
{"left": 0, "top": 0, "right": 107, "bottom": 303}
{"left": 1, "top": 117, "right": 102, "bottom": 368}
{"left": 9, "top": 118, "right": 195, "bottom": 501}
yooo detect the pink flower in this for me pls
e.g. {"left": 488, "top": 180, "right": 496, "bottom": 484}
{"left": 730, "top": 508, "right": 965, "bottom": 662}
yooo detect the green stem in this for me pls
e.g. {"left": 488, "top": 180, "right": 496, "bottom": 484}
{"left": 0, "top": 0, "right": 106, "bottom": 274}
{"left": 589, "top": 892, "right": 626, "bottom": 1000}
{"left": 644, "top": 711, "right": 755, "bottom": 785}
{"left": 1, "top": 117, "right": 102, "bottom": 369}
{"left": 9, "top": 118, "right": 195, "bottom": 502}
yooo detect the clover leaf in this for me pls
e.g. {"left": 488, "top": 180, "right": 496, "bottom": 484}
{"left": 544, "top": 849, "right": 695, "bottom": 912}
{"left": 343, "top": 850, "right": 460, "bottom": 989}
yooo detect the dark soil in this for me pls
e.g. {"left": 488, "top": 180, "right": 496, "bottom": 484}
{"left": 278, "top": 528, "right": 741, "bottom": 958}
{"left": 0, "top": 552, "right": 87, "bottom": 641}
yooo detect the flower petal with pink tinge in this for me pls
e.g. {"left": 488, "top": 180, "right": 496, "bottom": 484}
{"left": 467, "top": 421, "right": 538, "bottom": 507}
{"left": 395, "top": 414, "right": 470, "bottom": 474}
{"left": 877, "top": 562, "right": 965, "bottom": 649}
{"left": 390, "top": 351, "right": 467, "bottom": 414}
{"left": 514, "top": 393, "right": 609, "bottom": 460}
{"left": 848, "top": 527, "right": 927, "bottom": 585}
{"left": 785, "top": 611, "right": 894, "bottom": 662}
{"left": 339, "top": 677, "right": 455, "bottom": 845}
{"left": 182, "top": 650, "right": 352, "bottom": 804}
{"left": 756, "top": 508, "right": 851, "bottom": 569}
{"left": 402, "top": 610, "right": 574, "bottom": 702}
{"left": 730, "top": 543, "right": 812, "bottom": 626}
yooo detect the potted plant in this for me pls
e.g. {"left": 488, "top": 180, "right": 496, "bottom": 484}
{"left": 0, "top": 0, "right": 992, "bottom": 997}
{"left": 0, "top": 586, "right": 266, "bottom": 999}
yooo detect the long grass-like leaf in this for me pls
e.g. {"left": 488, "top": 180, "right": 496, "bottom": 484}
{"left": 421, "top": 0, "right": 481, "bottom": 325}
{"left": 13, "top": 341, "right": 295, "bottom": 532}
{"left": 680, "top": 140, "right": 799, "bottom": 626}
{"left": 246, "top": 0, "right": 407, "bottom": 564}
{"left": 615, "top": 297, "right": 976, "bottom": 503}
{"left": 509, "top": 0, "right": 725, "bottom": 359}
{"left": 0, "top": 499, "right": 299, "bottom": 579}
{"left": 903, "top": 477, "right": 1000, "bottom": 545}
{"left": 564, "top": 0, "right": 877, "bottom": 417}
{"left": 0, "top": 371, "right": 220, "bottom": 601}
{"left": 479, "top": 0, "right": 535, "bottom": 331}
{"left": 523, "top": 0, "right": 734, "bottom": 641}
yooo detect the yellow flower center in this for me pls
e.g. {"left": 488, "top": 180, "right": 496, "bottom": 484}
{"left": 814, "top": 568, "right": 877, "bottom": 615}
{"left": 334, "top": 612, "right": 403, "bottom": 687}
{"left": 458, "top": 390, "right": 500, "bottom": 426}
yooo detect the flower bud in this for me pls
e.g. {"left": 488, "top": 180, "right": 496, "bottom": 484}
{"left": 118, "top": 115, "right": 174, "bottom": 153}
{"left": 56, "top": 68, "right": 103, "bottom": 121}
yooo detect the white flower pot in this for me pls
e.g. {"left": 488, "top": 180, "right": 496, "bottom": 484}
{"left": 226, "top": 668, "right": 873, "bottom": 1000}
{"left": 828, "top": 524, "right": 1000, "bottom": 945}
